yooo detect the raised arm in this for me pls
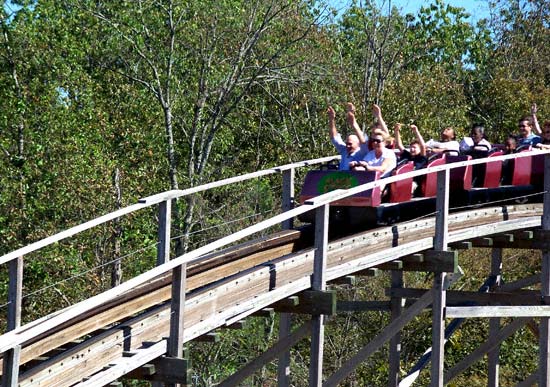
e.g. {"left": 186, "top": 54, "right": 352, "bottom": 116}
{"left": 346, "top": 102, "right": 367, "bottom": 143}
{"left": 372, "top": 104, "right": 389, "bottom": 135}
{"left": 411, "top": 124, "right": 427, "bottom": 156}
{"left": 394, "top": 123, "right": 405, "bottom": 151}
{"left": 532, "top": 103, "right": 542, "bottom": 135}
{"left": 327, "top": 106, "right": 338, "bottom": 139}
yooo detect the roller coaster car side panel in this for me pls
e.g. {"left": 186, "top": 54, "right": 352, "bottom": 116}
{"left": 299, "top": 170, "right": 382, "bottom": 207}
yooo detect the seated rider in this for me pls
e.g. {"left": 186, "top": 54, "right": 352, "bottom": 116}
{"left": 394, "top": 123, "right": 428, "bottom": 170}
{"left": 459, "top": 124, "right": 492, "bottom": 155}
{"left": 425, "top": 126, "right": 460, "bottom": 155}
{"left": 531, "top": 104, "right": 550, "bottom": 149}
{"left": 516, "top": 115, "right": 541, "bottom": 147}
{"left": 349, "top": 129, "right": 397, "bottom": 178}
{"left": 327, "top": 104, "right": 368, "bottom": 170}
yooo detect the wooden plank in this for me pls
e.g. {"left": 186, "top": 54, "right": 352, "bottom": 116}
{"left": 281, "top": 168, "right": 295, "bottom": 230}
{"left": 388, "top": 270, "right": 404, "bottom": 387}
{"left": 431, "top": 273, "right": 446, "bottom": 387}
{"left": 540, "top": 153, "right": 550, "bottom": 387}
{"left": 376, "top": 260, "right": 403, "bottom": 271}
{"left": 403, "top": 254, "right": 424, "bottom": 263}
{"left": 7, "top": 202, "right": 548, "bottom": 386}
{"left": 324, "top": 290, "right": 434, "bottom": 386}
{"left": 471, "top": 237, "right": 493, "bottom": 247}
{"left": 271, "top": 296, "right": 299, "bottom": 310}
{"left": 156, "top": 200, "right": 171, "bottom": 266}
{"left": 447, "top": 306, "right": 550, "bottom": 318}
{"left": 125, "top": 357, "right": 192, "bottom": 384}
{"left": 388, "top": 288, "right": 543, "bottom": 306}
{"left": 449, "top": 241, "right": 472, "bottom": 250}
{"left": 277, "top": 313, "right": 292, "bottom": 387}
{"left": 2, "top": 345, "right": 20, "bottom": 387}
{"left": 273, "top": 291, "right": 336, "bottom": 315}
{"left": 355, "top": 268, "right": 379, "bottom": 277}
{"left": 167, "top": 264, "right": 186, "bottom": 359}
{"left": 74, "top": 341, "right": 167, "bottom": 387}
{"left": 7, "top": 256, "right": 23, "bottom": 331}
{"left": 401, "top": 250, "right": 457, "bottom": 273}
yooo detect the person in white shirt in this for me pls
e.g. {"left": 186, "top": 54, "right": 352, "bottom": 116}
{"left": 327, "top": 103, "right": 369, "bottom": 170}
{"left": 350, "top": 129, "right": 397, "bottom": 178}
{"left": 459, "top": 124, "right": 492, "bottom": 153}
{"left": 425, "top": 127, "right": 460, "bottom": 154}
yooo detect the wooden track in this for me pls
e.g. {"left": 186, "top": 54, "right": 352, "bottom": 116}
{"left": 1, "top": 203, "right": 542, "bottom": 386}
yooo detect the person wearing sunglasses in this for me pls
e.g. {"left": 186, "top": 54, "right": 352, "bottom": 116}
{"left": 327, "top": 103, "right": 369, "bottom": 170}
{"left": 516, "top": 115, "right": 541, "bottom": 147}
{"left": 349, "top": 129, "right": 396, "bottom": 177}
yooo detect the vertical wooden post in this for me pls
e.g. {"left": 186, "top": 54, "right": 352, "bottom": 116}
{"left": 156, "top": 199, "right": 173, "bottom": 387}
{"left": 4, "top": 256, "right": 22, "bottom": 387}
{"left": 431, "top": 169, "right": 449, "bottom": 387}
{"left": 388, "top": 270, "right": 404, "bottom": 387}
{"left": 7, "top": 256, "right": 23, "bottom": 332}
{"left": 278, "top": 168, "right": 295, "bottom": 385}
{"left": 2, "top": 345, "right": 21, "bottom": 387}
{"left": 282, "top": 168, "right": 295, "bottom": 230}
{"left": 540, "top": 153, "right": 550, "bottom": 387}
{"left": 166, "top": 263, "right": 187, "bottom": 387}
{"left": 309, "top": 204, "right": 329, "bottom": 387}
{"left": 157, "top": 199, "right": 172, "bottom": 266}
{"left": 488, "top": 248, "right": 502, "bottom": 387}
{"left": 277, "top": 313, "right": 292, "bottom": 387}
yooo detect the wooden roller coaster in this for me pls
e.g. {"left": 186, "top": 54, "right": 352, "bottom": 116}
{"left": 1, "top": 151, "right": 550, "bottom": 387}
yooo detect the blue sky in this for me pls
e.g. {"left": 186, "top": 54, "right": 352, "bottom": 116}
{"left": 330, "top": 0, "right": 491, "bottom": 23}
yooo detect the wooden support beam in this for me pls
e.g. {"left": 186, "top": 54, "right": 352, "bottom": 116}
{"left": 387, "top": 288, "right": 544, "bottom": 306}
{"left": 272, "top": 290, "right": 336, "bottom": 315}
{"left": 329, "top": 276, "right": 356, "bottom": 286}
{"left": 125, "top": 357, "right": 191, "bottom": 384}
{"left": 400, "top": 250, "right": 458, "bottom": 273}
{"left": 271, "top": 296, "right": 299, "bottom": 310}
{"left": 447, "top": 306, "right": 550, "bottom": 318}
{"left": 376, "top": 260, "right": 403, "bottom": 271}
{"left": 2, "top": 345, "right": 21, "bottom": 387}
{"left": 355, "top": 268, "right": 379, "bottom": 277}
{"left": 449, "top": 241, "right": 472, "bottom": 250}
{"left": 471, "top": 237, "right": 493, "bottom": 247}
{"left": 493, "top": 233, "right": 514, "bottom": 244}
{"left": 403, "top": 253, "right": 424, "bottom": 263}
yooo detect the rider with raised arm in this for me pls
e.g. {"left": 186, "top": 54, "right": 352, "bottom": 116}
{"left": 327, "top": 103, "right": 368, "bottom": 170}
{"left": 395, "top": 123, "right": 428, "bottom": 170}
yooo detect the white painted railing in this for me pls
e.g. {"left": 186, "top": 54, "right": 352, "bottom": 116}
{"left": 1, "top": 149, "right": 550, "bottom": 386}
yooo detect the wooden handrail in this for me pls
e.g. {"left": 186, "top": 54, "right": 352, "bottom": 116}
{"left": 0, "top": 150, "right": 549, "bottom": 353}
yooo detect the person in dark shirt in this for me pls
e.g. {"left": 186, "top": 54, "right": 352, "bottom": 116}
{"left": 394, "top": 123, "right": 428, "bottom": 194}
{"left": 394, "top": 123, "right": 428, "bottom": 170}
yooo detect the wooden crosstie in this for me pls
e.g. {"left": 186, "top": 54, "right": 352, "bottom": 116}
{"left": 1, "top": 152, "right": 550, "bottom": 387}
